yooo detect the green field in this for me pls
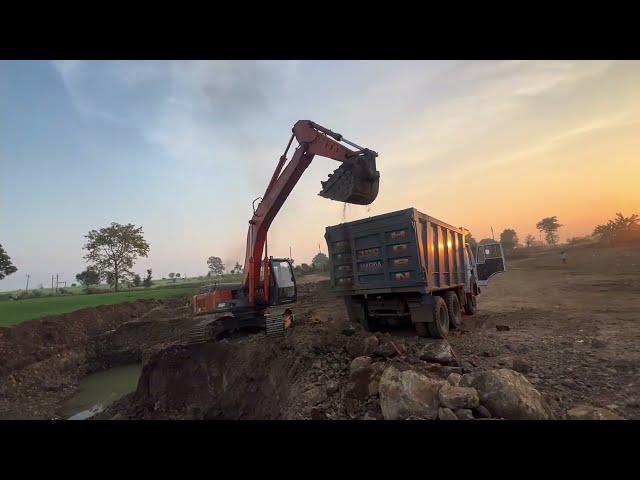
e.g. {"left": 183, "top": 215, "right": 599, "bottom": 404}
{"left": 0, "top": 287, "right": 197, "bottom": 327}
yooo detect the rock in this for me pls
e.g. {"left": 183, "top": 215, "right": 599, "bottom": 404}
{"left": 312, "top": 359, "right": 322, "bottom": 369}
{"left": 439, "top": 366, "right": 463, "bottom": 376}
{"left": 422, "top": 363, "right": 441, "bottom": 372}
{"left": 379, "top": 365, "right": 445, "bottom": 420}
{"left": 447, "top": 373, "right": 462, "bottom": 386}
{"left": 405, "top": 416, "right": 426, "bottom": 420}
{"left": 496, "top": 325, "right": 511, "bottom": 331}
{"left": 591, "top": 338, "right": 607, "bottom": 349}
{"left": 346, "top": 360, "right": 387, "bottom": 401}
{"left": 567, "top": 405, "right": 624, "bottom": 420}
{"left": 439, "top": 384, "right": 480, "bottom": 410}
{"left": 302, "top": 386, "right": 328, "bottom": 406}
{"left": 512, "top": 358, "right": 531, "bottom": 374}
{"left": 460, "top": 369, "right": 553, "bottom": 420}
{"left": 419, "top": 340, "right": 459, "bottom": 366}
{"left": 363, "top": 411, "right": 378, "bottom": 420}
{"left": 350, "top": 356, "right": 373, "bottom": 374}
{"left": 346, "top": 367, "right": 375, "bottom": 400}
{"left": 331, "top": 363, "right": 341, "bottom": 371}
{"left": 454, "top": 409, "right": 475, "bottom": 420}
{"left": 111, "top": 413, "right": 127, "bottom": 420}
{"left": 373, "top": 339, "right": 404, "bottom": 358}
{"left": 344, "top": 398, "right": 359, "bottom": 418}
{"left": 310, "top": 407, "right": 326, "bottom": 420}
{"left": 474, "top": 405, "right": 492, "bottom": 418}
{"left": 326, "top": 381, "right": 339, "bottom": 396}
{"left": 438, "top": 408, "right": 458, "bottom": 420}
{"left": 560, "top": 378, "right": 578, "bottom": 389}
{"left": 342, "top": 326, "right": 356, "bottom": 336}
{"left": 346, "top": 334, "right": 379, "bottom": 358}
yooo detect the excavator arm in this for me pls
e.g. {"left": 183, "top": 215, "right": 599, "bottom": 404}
{"left": 243, "top": 120, "right": 380, "bottom": 305}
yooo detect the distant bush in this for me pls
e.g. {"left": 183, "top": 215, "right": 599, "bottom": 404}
{"left": 566, "top": 236, "right": 595, "bottom": 246}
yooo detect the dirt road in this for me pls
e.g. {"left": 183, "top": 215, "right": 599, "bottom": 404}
{"left": 448, "top": 246, "right": 639, "bottom": 419}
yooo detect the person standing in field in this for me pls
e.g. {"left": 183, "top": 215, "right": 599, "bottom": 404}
{"left": 560, "top": 250, "right": 567, "bottom": 264}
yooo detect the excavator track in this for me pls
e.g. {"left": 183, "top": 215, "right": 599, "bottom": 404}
{"left": 186, "top": 312, "right": 290, "bottom": 345}
{"left": 265, "top": 314, "right": 285, "bottom": 337}
{"left": 186, "top": 316, "right": 222, "bottom": 345}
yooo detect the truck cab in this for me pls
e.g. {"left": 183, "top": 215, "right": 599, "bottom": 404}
{"left": 463, "top": 241, "right": 506, "bottom": 315}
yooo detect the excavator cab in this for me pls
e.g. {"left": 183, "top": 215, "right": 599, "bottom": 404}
{"left": 268, "top": 258, "right": 297, "bottom": 305}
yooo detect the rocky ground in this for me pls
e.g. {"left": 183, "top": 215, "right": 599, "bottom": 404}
{"left": 98, "top": 271, "right": 630, "bottom": 421}
{"left": 0, "top": 245, "right": 637, "bottom": 420}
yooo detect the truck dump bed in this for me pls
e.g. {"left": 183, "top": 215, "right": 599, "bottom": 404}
{"left": 325, "top": 208, "right": 467, "bottom": 295}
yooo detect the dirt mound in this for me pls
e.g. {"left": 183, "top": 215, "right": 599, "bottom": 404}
{"left": 110, "top": 317, "right": 349, "bottom": 420}
{"left": 0, "top": 299, "right": 169, "bottom": 379}
{"left": 138, "top": 304, "right": 193, "bottom": 322}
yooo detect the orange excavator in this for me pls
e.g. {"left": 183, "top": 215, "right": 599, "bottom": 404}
{"left": 187, "top": 120, "right": 380, "bottom": 343}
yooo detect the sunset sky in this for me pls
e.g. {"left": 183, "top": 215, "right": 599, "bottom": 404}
{"left": 1, "top": 60, "right": 639, "bottom": 291}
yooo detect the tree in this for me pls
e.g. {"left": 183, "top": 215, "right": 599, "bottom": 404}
{"left": 207, "top": 256, "right": 225, "bottom": 276}
{"left": 312, "top": 252, "right": 329, "bottom": 270}
{"left": 536, "top": 216, "right": 562, "bottom": 245}
{"left": 592, "top": 213, "right": 640, "bottom": 245}
{"left": 143, "top": 269, "right": 153, "bottom": 288}
{"left": 175, "top": 273, "right": 181, "bottom": 279}
{"left": 232, "top": 262, "right": 242, "bottom": 275}
{"left": 83, "top": 222, "right": 150, "bottom": 292}
{"left": 524, "top": 234, "right": 536, "bottom": 248}
{"left": 76, "top": 268, "right": 101, "bottom": 291}
{"left": 465, "top": 233, "right": 478, "bottom": 250}
{"left": 133, "top": 274, "right": 141, "bottom": 287}
{"left": 168, "top": 272, "right": 175, "bottom": 281}
{"left": 0, "top": 243, "right": 17, "bottom": 280}
{"left": 500, "top": 228, "right": 519, "bottom": 252}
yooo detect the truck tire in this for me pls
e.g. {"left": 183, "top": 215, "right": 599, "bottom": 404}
{"left": 427, "top": 296, "right": 450, "bottom": 339}
{"left": 444, "top": 291, "right": 462, "bottom": 329}
{"left": 464, "top": 293, "right": 477, "bottom": 315}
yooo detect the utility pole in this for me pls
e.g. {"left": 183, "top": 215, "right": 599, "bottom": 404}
{"left": 289, "top": 246, "right": 292, "bottom": 263}
{"left": 25, "top": 274, "right": 30, "bottom": 291}
{"left": 56, "top": 274, "right": 59, "bottom": 293}
{"left": 51, "top": 275, "right": 55, "bottom": 294}
{"left": 491, "top": 227, "right": 495, "bottom": 240}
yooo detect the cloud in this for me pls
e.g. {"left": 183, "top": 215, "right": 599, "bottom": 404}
{"left": 51, "top": 60, "right": 131, "bottom": 125}
{"left": 43, "top": 60, "right": 640, "bottom": 270}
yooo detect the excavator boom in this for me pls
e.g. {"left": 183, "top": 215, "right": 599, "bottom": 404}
{"left": 190, "top": 120, "right": 380, "bottom": 341}
{"left": 243, "top": 120, "right": 379, "bottom": 295}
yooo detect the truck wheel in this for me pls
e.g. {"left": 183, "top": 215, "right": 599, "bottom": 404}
{"left": 427, "top": 296, "right": 450, "bottom": 339}
{"left": 464, "top": 293, "right": 477, "bottom": 315}
{"left": 444, "top": 291, "right": 462, "bottom": 329}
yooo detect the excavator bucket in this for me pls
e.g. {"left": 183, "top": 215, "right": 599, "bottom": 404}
{"left": 319, "top": 150, "right": 380, "bottom": 205}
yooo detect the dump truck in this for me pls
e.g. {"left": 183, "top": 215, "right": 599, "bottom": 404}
{"left": 324, "top": 207, "right": 506, "bottom": 338}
